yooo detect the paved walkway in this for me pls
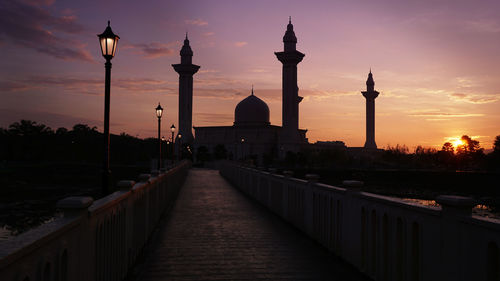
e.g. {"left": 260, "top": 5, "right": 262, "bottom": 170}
{"left": 138, "top": 169, "right": 370, "bottom": 281}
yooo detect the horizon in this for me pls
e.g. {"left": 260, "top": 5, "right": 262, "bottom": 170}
{"left": 1, "top": 0, "right": 499, "bottom": 150}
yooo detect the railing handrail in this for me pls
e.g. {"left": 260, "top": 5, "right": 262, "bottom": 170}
{"left": 0, "top": 160, "right": 191, "bottom": 281}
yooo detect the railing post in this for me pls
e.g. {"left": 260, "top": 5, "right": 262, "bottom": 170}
{"left": 56, "top": 196, "right": 94, "bottom": 281}
{"left": 57, "top": 196, "right": 93, "bottom": 218}
{"left": 340, "top": 180, "right": 364, "bottom": 267}
{"left": 435, "top": 195, "right": 476, "bottom": 281}
{"left": 305, "top": 174, "right": 319, "bottom": 237}
{"left": 282, "top": 171, "right": 293, "bottom": 220}
{"left": 117, "top": 180, "right": 135, "bottom": 191}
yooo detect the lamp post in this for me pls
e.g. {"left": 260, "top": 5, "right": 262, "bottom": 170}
{"left": 155, "top": 103, "right": 163, "bottom": 170}
{"left": 170, "top": 124, "right": 175, "bottom": 164}
{"left": 162, "top": 136, "right": 166, "bottom": 169}
{"left": 241, "top": 137, "right": 245, "bottom": 160}
{"left": 178, "top": 134, "right": 182, "bottom": 161}
{"left": 98, "top": 20, "right": 119, "bottom": 195}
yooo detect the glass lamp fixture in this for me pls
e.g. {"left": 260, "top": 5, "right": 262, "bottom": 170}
{"left": 98, "top": 21, "right": 120, "bottom": 59}
{"left": 155, "top": 103, "right": 163, "bottom": 118}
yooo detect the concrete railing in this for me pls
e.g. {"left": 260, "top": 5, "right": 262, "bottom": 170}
{"left": 220, "top": 162, "right": 500, "bottom": 281}
{"left": 0, "top": 161, "right": 190, "bottom": 281}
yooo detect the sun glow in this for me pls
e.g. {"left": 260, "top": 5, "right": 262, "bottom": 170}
{"left": 452, "top": 138, "right": 464, "bottom": 148}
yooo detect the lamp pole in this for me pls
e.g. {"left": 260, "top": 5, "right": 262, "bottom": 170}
{"left": 170, "top": 124, "right": 176, "bottom": 164}
{"left": 155, "top": 103, "right": 163, "bottom": 170}
{"left": 241, "top": 137, "right": 245, "bottom": 160}
{"left": 178, "top": 134, "right": 182, "bottom": 161}
{"left": 162, "top": 136, "right": 166, "bottom": 168}
{"left": 98, "top": 21, "right": 119, "bottom": 195}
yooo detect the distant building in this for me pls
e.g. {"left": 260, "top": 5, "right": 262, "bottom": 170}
{"left": 194, "top": 87, "right": 307, "bottom": 162}
{"left": 361, "top": 70, "right": 379, "bottom": 149}
{"left": 175, "top": 19, "right": 383, "bottom": 163}
{"left": 192, "top": 19, "right": 308, "bottom": 163}
{"left": 172, "top": 33, "right": 199, "bottom": 145}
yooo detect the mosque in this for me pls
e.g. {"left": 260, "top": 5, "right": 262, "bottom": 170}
{"left": 171, "top": 19, "right": 380, "bottom": 163}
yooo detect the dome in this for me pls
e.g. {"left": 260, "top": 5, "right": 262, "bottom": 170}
{"left": 234, "top": 90, "right": 270, "bottom": 126}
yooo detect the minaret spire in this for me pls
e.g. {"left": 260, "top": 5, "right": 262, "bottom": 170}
{"left": 361, "top": 70, "right": 379, "bottom": 149}
{"left": 172, "top": 35, "right": 200, "bottom": 146}
{"left": 275, "top": 18, "right": 305, "bottom": 152}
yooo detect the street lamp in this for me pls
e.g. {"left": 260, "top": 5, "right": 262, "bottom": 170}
{"left": 155, "top": 103, "right": 163, "bottom": 170}
{"left": 170, "top": 124, "right": 176, "bottom": 164}
{"left": 178, "top": 134, "right": 182, "bottom": 161}
{"left": 162, "top": 136, "right": 166, "bottom": 168}
{"left": 98, "top": 20, "right": 119, "bottom": 195}
{"left": 241, "top": 137, "right": 245, "bottom": 160}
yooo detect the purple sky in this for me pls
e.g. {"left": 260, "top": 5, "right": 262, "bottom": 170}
{"left": 1, "top": 0, "right": 499, "bottom": 149}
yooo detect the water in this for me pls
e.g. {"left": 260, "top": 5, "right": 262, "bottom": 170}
{"left": 0, "top": 225, "right": 13, "bottom": 241}
{"left": 401, "top": 198, "right": 499, "bottom": 219}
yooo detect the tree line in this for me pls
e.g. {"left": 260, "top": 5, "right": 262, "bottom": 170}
{"left": 0, "top": 120, "right": 162, "bottom": 165}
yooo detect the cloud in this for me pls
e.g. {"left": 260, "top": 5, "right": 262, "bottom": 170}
{"left": 203, "top": 32, "right": 215, "bottom": 36}
{"left": 194, "top": 113, "right": 233, "bottom": 124}
{"left": 450, "top": 93, "right": 500, "bottom": 104}
{"left": 0, "top": 0, "right": 93, "bottom": 62}
{"left": 0, "top": 81, "right": 33, "bottom": 92}
{"left": 234, "top": 41, "right": 248, "bottom": 47}
{"left": 185, "top": 19, "right": 208, "bottom": 26}
{"left": 465, "top": 19, "right": 500, "bottom": 33}
{"left": 21, "top": 0, "right": 55, "bottom": 7}
{"left": 0, "top": 76, "right": 177, "bottom": 95}
{"left": 250, "top": 69, "right": 270, "bottom": 73}
{"left": 123, "top": 42, "right": 176, "bottom": 58}
{"left": 198, "top": 69, "right": 219, "bottom": 74}
{"left": 409, "top": 110, "right": 484, "bottom": 118}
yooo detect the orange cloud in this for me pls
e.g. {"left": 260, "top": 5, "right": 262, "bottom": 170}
{"left": 234, "top": 41, "right": 248, "bottom": 47}
{"left": 185, "top": 19, "right": 208, "bottom": 26}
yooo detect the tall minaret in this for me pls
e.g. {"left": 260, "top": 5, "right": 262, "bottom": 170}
{"left": 172, "top": 34, "right": 200, "bottom": 145}
{"left": 275, "top": 17, "right": 305, "bottom": 144}
{"left": 361, "top": 70, "right": 379, "bottom": 149}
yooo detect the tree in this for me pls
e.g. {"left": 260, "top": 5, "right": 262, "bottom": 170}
{"left": 456, "top": 135, "right": 482, "bottom": 155}
{"left": 455, "top": 135, "right": 484, "bottom": 169}
{"left": 8, "top": 120, "right": 53, "bottom": 136}
{"left": 72, "top": 124, "right": 98, "bottom": 135}
{"left": 441, "top": 142, "right": 454, "bottom": 153}
{"left": 494, "top": 135, "right": 500, "bottom": 152}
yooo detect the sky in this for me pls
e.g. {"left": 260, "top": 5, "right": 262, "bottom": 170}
{"left": 0, "top": 0, "right": 499, "bottom": 150}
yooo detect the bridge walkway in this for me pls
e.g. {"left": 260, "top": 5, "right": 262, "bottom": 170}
{"left": 137, "top": 168, "right": 369, "bottom": 281}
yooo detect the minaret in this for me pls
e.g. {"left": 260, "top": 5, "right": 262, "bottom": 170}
{"left": 275, "top": 17, "right": 305, "bottom": 144}
{"left": 361, "top": 70, "right": 379, "bottom": 149}
{"left": 172, "top": 34, "right": 200, "bottom": 145}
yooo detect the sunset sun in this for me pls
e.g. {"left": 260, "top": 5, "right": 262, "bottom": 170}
{"left": 452, "top": 138, "right": 464, "bottom": 148}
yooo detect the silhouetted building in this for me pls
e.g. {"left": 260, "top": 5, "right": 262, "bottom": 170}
{"left": 192, "top": 20, "right": 309, "bottom": 163}
{"left": 361, "top": 70, "right": 379, "bottom": 149}
{"left": 173, "top": 34, "right": 199, "bottom": 145}
{"left": 194, "top": 88, "right": 307, "bottom": 163}
{"left": 275, "top": 17, "right": 306, "bottom": 153}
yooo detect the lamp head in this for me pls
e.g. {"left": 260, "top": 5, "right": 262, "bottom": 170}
{"left": 155, "top": 103, "right": 163, "bottom": 118}
{"left": 98, "top": 21, "right": 120, "bottom": 59}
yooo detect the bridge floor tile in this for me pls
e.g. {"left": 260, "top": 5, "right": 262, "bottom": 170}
{"left": 137, "top": 168, "right": 370, "bottom": 281}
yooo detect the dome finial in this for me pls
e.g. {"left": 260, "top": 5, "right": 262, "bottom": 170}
{"left": 289, "top": 16, "right": 291, "bottom": 24}
{"left": 185, "top": 31, "right": 188, "bottom": 40}
{"left": 251, "top": 85, "right": 254, "bottom": 95}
